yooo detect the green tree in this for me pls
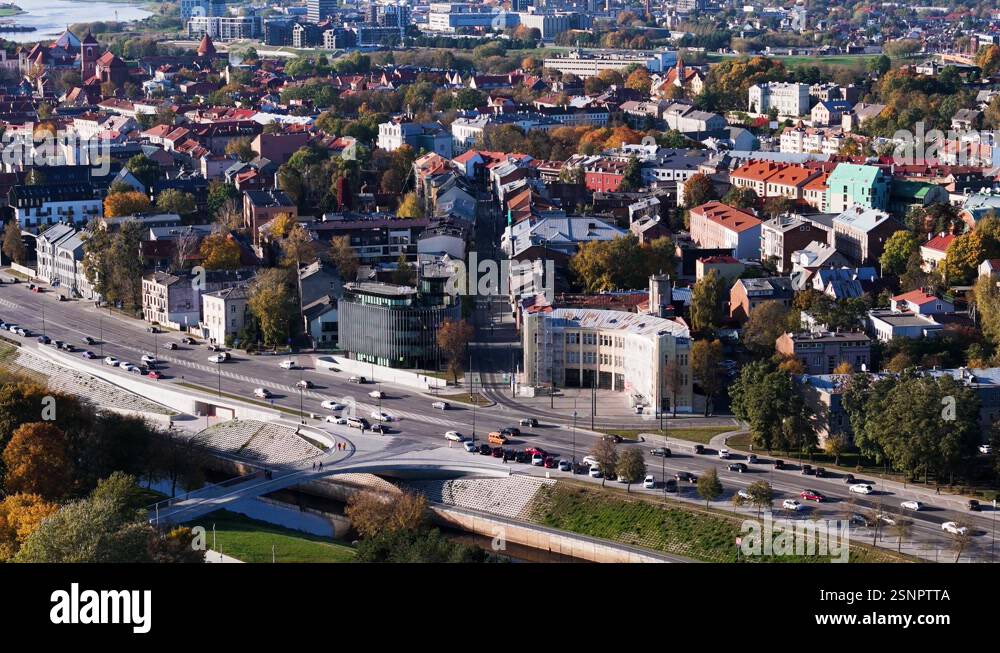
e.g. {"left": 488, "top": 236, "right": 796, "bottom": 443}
{"left": 696, "top": 466, "right": 723, "bottom": 507}
{"left": 690, "top": 338, "right": 724, "bottom": 416}
{"left": 746, "top": 480, "right": 774, "bottom": 520}
{"left": 616, "top": 448, "right": 646, "bottom": 493}
{"left": 125, "top": 154, "right": 159, "bottom": 188}
{"left": 155, "top": 189, "right": 197, "bottom": 216}
{"left": 880, "top": 230, "right": 919, "bottom": 276}
{"left": 742, "top": 300, "right": 793, "bottom": 353}
{"left": 730, "top": 362, "right": 816, "bottom": 453}
{"left": 248, "top": 268, "right": 294, "bottom": 347}
{"left": 689, "top": 270, "right": 726, "bottom": 335}
{"left": 683, "top": 173, "right": 715, "bottom": 208}
{"left": 590, "top": 438, "right": 618, "bottom": 487}
{"left": 722, "top": 185, "right": 759, "bottom": 210}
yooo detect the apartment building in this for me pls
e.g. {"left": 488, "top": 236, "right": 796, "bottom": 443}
{"left": 688, "top": 201, "right": 762, "bottom": 259}
{"left": 748, "top": 82, "right": 810, "bottom": 117}
{"left": 760, "top": 214, "right": 830, "bottom": 273}
{"left": 775, "top": 331, "right": 872, "bottom": 374}
{"left": 832, "top": 205, "right": 901, "bottom": 265}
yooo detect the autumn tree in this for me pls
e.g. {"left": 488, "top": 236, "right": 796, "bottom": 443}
{"left": 2, "top": 220, "right": 24, "bottom": 265}
{"left": 225, "top": 137, "right": 255, "bottom": 162}
{"left": 215, "top": 198, "right": 243, "bottom": 231}
{"left": 328, "top": 235, "right": 359, "bottom": 281}
{"left": 616, "top": 448, "right": 646, "bottom": 493}
{"left": 345, "top": 490, "right": 428, "bottom": 539}
{"left": 396, "top": 192, "right": 424, "bottom": 219}
{"left": 569, "top": 234, "right": 675, "bottom": 293}
{"left": 589, "top": 438, "right": 618, "bottom": 487}
{"left": 2, "top": 423, "right": 75, "bottom": 501}
{"left": 624, "top": 66, "right": 652, "bottom": 95}
{"left": 683, "top": 173, "right": 716, "bottom": 209}
{"left": 436, "top": 318, "right": 474, "bottom": 384}
{"left": 0, "top": 493, "right": 58, "bottom": 561}
{"left": 104, "top": 191, "right": 152, "bottom": 218}
{"left": 199, "top": 232, "right": 241, "bottom": 270}
{"left": 742, "top": 300, "right": 794, "bottom": 353}
{"left": 248, "top": 268, "right": 294, "bottom": 347}
{"left": 279, "top": 222, "right": 316, "bottom": 269}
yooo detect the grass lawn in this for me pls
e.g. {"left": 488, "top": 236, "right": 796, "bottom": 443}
{"left": 604, "top": 426, "right": 733, "bottom": 444}
{"left": 436, "top": 391, "right": 491, "bottom": 406}
{"left": 704, "top": 53, "right": 880, "bottom": 69}
{"left": 530, "top": 481, "right": 912, "bottom": 563}
{"left": 0, "top": 341, "right": 45, "bottom": 385}
{"left": 185, "top": 510, "right": 356, "bottom": 563}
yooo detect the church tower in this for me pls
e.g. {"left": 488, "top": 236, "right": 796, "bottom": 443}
{"left": 80, "top": 32, "right": 99, "bottom": 80}
{"left": 674, "top": 53, "right": 685, "bottom": 89}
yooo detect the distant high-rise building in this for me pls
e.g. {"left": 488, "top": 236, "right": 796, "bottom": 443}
{"left": 512, "top": 0, "right": 533, "bottom": 11}
{"left": 307, "top": 0, "right": 337, "bottom": 23}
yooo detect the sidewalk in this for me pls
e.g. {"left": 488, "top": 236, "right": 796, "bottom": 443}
{"left": 204, "top": 549, "right": 243, "bottom": 563}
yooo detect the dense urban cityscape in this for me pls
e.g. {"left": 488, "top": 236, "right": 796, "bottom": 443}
{"left": 0, "top": 0, "right": 999, "bottom": 621}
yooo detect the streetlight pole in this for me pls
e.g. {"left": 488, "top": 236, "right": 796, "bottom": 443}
{"left": 299, "top": 386, "right": 304, "bottom": 424}
{"left": 41, "top": 304, "right": 45, "bottom": 337}
{"left": 217, "top": 364, "right": 221, "bottom": 398}
{"left": 572, "top": 401, "right": 577, "bottom": 467}
{"left": 99, "top": 317, "right": 104, "bottom": 357}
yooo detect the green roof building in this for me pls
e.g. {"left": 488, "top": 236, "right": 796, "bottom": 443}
{"left": 825, "top": 163, "right": 889, "bottom": 214}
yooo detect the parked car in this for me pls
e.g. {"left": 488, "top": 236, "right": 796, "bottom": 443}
{"left": 558, "top": 460, "right": 572, "bottom": 472}
{"left": 799, "top": 489, "right": 825, "bottom": 502}
{"left": 850, "top": 513, "right": 875, "bottom": 528}
{"left": 492, "top": 447, "right": 504, "bottom": 458}
{"left": 181, "top": 336, "right": 197, "bottom": 345}
{"left": 543, "top": 456, "right": 557, "bottom": 469}
{"left": 900, "top": 500, "right": 924, "bottom": 511}
{"left": 103, "top": 356, "right": 119, "bottom": 366}
{"left": 968, "top": 499, "right": 982, "bottom": 512}
{"left": 588, "top": 465, "right": 603, "bottom": 479}
{"left": 478, "top": 444, "right": 492, "bottom": 456}
{"left": 582, "top": 455, "right": 599, "bottom": 467}
{"left": 650, "top": 447, "right": 672, "bottom": 457}
{"left": 519, "top": 418, "right": 538, "bottom": 427}
{"left": 50, "top": 340, "right": 63, "bottom": 349}
{"left": 663, "top": 479, "right": 678, "bottom": 493}
{"left": 941, "top": 521, "right": 969, "bottom": 536}
{"left": 82, "top": 351, "right": 97, "bottom": 359}
{"left": 876, "top": 513, "right": 897, "bottom": 525}
{"left": 694, "top": 444, "right": 705, "bottom": 455}
{"left": 445, "top": 431, "right": 464, "bottom": 442}
{"left": 783, "top": 499, "right": 804, "bottom": 511}
{"left": 737, "top": 489, "right": 753, "bottom": 501}
{"left": 531, "top": 453, "right": 545, "bottom": 466}
{"left": 515, "top": 451, "right": 530, "bottom": 464}
{"left": 717, "top": 448, "right": 730, "bottom": 460}
{"left": 849, "top": 483, "right": 874, "bottom": 495}
{"left": 462, "top": 441, "right": 477, "bottom": 453}
{"left": 36, "top": 335, "right": 50, "bottom": 344}
{"left": 59, "top": 342, "right": 74, "bottom": 352}
{"left": 370, "top": 424, "right": 387, "bottom": 435}
{"left": 525, "top": 447, "right": 547, "bottom": 458}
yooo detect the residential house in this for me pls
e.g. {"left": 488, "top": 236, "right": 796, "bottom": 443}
{"left": 688, "top": 201, "right": 762, "bottom": 259}
{"left": 760, "top": 214, "right": 830, "bottom": 273}
{"left": 200, "top": 283, "right": 251, "bottom": 345}
{"left": 919, "top": 233, "right": 954, "bottom": 272}
{"left": 824, "top": 163, "right": 889, "bottom": 213}
{"left": 831, "top": 205, "right": 901, "bottom": 265}
{"left": 775, "top": 331, "right": 871, "bottom": 374}
{"left": 729, "top": 276, "right": 794, "bottom": 323}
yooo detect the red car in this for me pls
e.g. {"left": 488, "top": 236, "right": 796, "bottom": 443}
{"left": 147, "top": 370, "right": 162, "bottom": 380}
{"left": 525, "top": 447, "right": 547, "bottom": 457}
{"left": 543, "top": 456, "right": 557, "bottom": 468}
{"left": 800, "top": 489, "right": 825, "bottom": 502}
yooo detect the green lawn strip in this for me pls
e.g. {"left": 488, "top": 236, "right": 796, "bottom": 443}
{"left": 529, "top": 481, "right": 913, "bottom": 563}
{"left": 436, "top": 391, "right": 491, "bottom": 406}
{"left": 184, "top": 509, "right": 356, "bottom": 563}
{"left": 0, "top": 341, "right": 46, "bottom": 385}
{"left": 604, "top": 426, "right": 733, "bottom": 444}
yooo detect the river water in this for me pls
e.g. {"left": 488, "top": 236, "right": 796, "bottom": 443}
{"left": 3, "top": 0, "right": 152, "bottom": 43}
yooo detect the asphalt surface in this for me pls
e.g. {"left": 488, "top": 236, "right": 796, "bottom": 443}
{"left": 2, "top": 279, "right": 999, "bottom": 561}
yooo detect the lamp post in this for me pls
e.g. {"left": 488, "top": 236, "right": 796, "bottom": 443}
{"left": 572, "top": 401, "right": 578, "bottom": 467}
{"left": 99, "top": 316, "right": 104, "bottom": 357}
{"left": 41, "top": 304, "right": 45, "bottom": 337}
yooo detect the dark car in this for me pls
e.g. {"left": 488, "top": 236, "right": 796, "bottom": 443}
{"left": 492, "top": 447, "right": 504, "bottom": 458}
{"left": 60, "top": 342, "right": 75, "bottom": 352}
{"left": 478, "top": 444, "right": 492, "bottom": 456}
{"left": 774, "top": 459, "right": 785, "bottom": 470}
{"left": 502, "top": 449, "right": 515, "bottom": 462}
{"left": 164, "top": 342, "right": 178, "bottom": 350}
{"left": 147, "top": 326, "right": 160, "bottom": 334}
{"left": 801, "top": 464, "right": 814, "bottom": 475}
{"left": 969, "top": 499, "right": 982, "bottom": 512}
{"left": 182, "top": 336, "right": 197, "bottom": 345}
{"left": 36, "top": 335, "right": 50, "bottom": 344}
{"left": 815, "top": 467, "right": 827, "bottom": 478}
{"left": 728, "top": 463, "right": 748, "bottom": 473}
{"left": 663, "top": 479, "right": 678, "bottom": 493}
{"left": 674, "top": 472, "right": 697, "bottom": 483}
{"left": 501, "top": 427, "right": 521, "bottom": 438}
{"left": 83, "top": 336, "right": 96, "bottom": 345}
{"left": 694, "top": 444, "right": 705, "bottom": 455}
{"left": 515, "top": 451, "right": 529, "bottom": 464}
{"left": 850, "top": 513, "right": 875, "bottom": 528}
{"left": 604, "top": 434, "right": 624, "bottom": 444}
{"left": 519, "top": 418, "right": 538, "bottom": 427}
{"left": 844, "top": 474, "right": 856, "bottom": 485}
{"left": 650, "top": 447, "right": 672, "bottom": 457}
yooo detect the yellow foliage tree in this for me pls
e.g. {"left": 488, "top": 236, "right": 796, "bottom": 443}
{"left": 2, "top": 423, "right": 75, "bottom": 501}
{"left": 0, "top": 493, "right": 58, "bottom": 561}
{"left": 199, "top": 233, "right": 241, "bottom": 270}
{"left": 104, "top": 191, "right": 152, "bottom": 218}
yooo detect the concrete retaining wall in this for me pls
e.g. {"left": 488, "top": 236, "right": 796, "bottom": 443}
{"left": 316, "top": 355, "right": 447, "bottom": 391}
{"left": 9, "top": 263, "right": 37, "bottom": 279}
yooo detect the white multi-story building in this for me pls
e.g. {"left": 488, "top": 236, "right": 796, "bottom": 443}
{"left": 8, "top": 183, "right": 103, "bottom": 231}
{"left": 522, "top": 307, "right": 693, "bottom": 414}
{"left": 748, "top": 82, "right": 811, "bottom": 117}
{"left": 187, "top": 14, "right": 262, "bottom": 40}
{"left": 201, "top": 284, "right": 251, "bottom": 346}
{"left": 779, "top": 126, "right": 846, "bottom": 155}
{"left": 427, "top": 3, "right": 515, "bottom": 31}
{"left": 542, "top": 48, "right": 677, "bottom": 79}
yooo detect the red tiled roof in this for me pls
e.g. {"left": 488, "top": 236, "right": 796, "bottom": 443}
{"left": 891, "top": 289, "right": 939, "bottom": 306}
{"left": 922, "top": 234, "right": 955, "bottom": 252}
{"left": 690, "top": 201, "right": 762, "bottom": 233}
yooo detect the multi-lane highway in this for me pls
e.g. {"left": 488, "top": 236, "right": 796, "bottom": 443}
{"left": 1, "top": 278, "right": 998, "bottom": 561}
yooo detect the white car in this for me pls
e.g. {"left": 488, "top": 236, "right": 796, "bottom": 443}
{"left": 941, "top": 521, "right": 969, "bottom": 536}
{"left": 321, "top": 401, "right": 346, "bottom": 411}
{"left": 208, "top": 354, "right": 226, "bottom": 363}
{"left": 558, "top": 460, "right": 572, "bottom": 472}
{"left": 371, "top": 410, "right": 393, "bottom": 422}
{"left": 782, "top": 499, "right": 804, "bottom": 511}
{"left": 431, "top": 401, "right": 449, "bottom": 410}
{"left": 141, "top": 354, "right": 156, "bottom": 364}
{"left": 531, "top": 454, "right": 544, "bottom": 466}
{"left": 103, "top": 356, "right": 119, "bottom": 366}
{"left": 368, "top": 390, "right": 385, "bottom": 399}
{"left": 444, "top": 430, "right": 464, "bottom": 442}
{"left": 876, "top": 513, "right": 897, "bottom": 526}
{"left": 253, "top": 388, "right": 270, "bottom": 399}
{"left": 737, "top": 489, "right": 753, "bottom": 501}
{"left": 120, "top": 362, "right": 139, "bottom": 373}
{"left": 324, "top": 415, "right": 347, "bottom": 425}
{"left": 463, "top": 441, "right": 477, "bottom": 453}
{"left": 588, "top": 465, "right": 603, "bottom": 478}
{"left": 718, "top": 449, "right": 730, "bottom": 460}
{"left": 279, "top": 360, "right": 296, "bottom": 369}
{"left": 980, "top": 444, "right": 993, "bottom": 455}
{"left": 643, "top": 474, "right": 656, "bottom": 489}
{"left": 582, "top": 455, "right": 600, "bottom": 467}
{"left": 295, "top": 379, "right": 312, "bottom": 389}
{"left": 900, "top": 500, "right": 924, "bottom": 511}
{"left": 849, "top": 483, "right": 874, "bottom": 495}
